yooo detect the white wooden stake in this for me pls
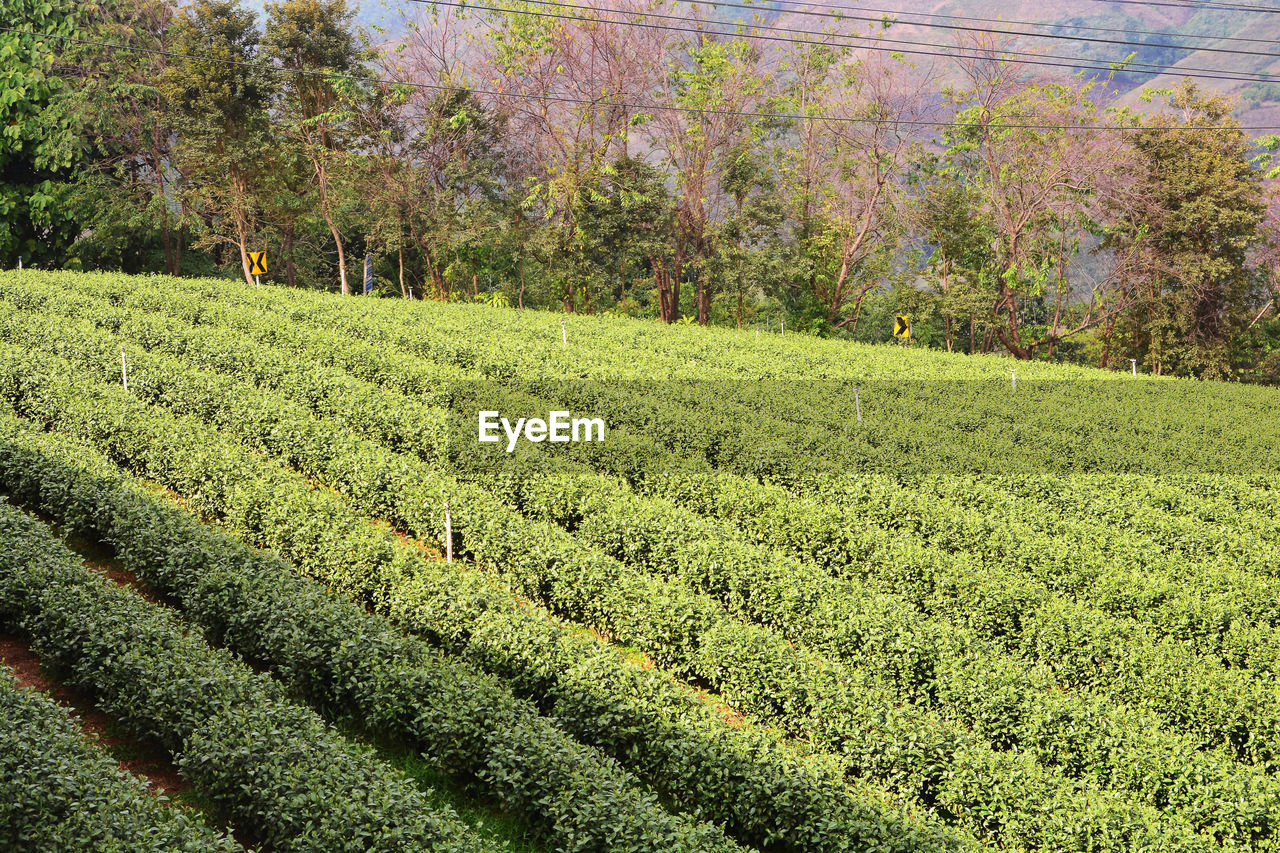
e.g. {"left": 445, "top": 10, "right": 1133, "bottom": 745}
{"left": 1010, "top": 369, "right": 1017, "bottom": 391}
{"left": 121, "top": 346, "right": 129, "bottom": 391}
{"left": 855, "top": 387, "right": 862, "bottom": 423}
{"left": 255, "top": 275, "right": 261, "bottom": 288}
{"left": 409, "top": 287, "right": 415, "bottom": 300}
{"left": 781, "top": 317, "right": 785, "bottom": 337}
{"left": 1131, "top": 359, "right": 1137, "bottom": 377}
{"left": 444, "top": 499, "right": 452, "bottom": 563}
{"left": 561, "top": 320, "right": 567, "bottom": 349}
{"left": 755, "top": 327, "right": 759, "bottom": 339}
{"left": 16, "top": 257, "right": 21, "bottom": 271}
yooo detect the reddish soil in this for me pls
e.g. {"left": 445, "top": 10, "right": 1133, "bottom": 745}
{"left": 0, "top": 632, "right": 190, "bottom": 796}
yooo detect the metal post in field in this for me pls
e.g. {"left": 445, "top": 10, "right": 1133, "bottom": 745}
{"left": 855, "top": 387, "right": 862, "bottom": 423}
{"left": 1011, "top": 369, "right": 1017, "bottom": 391}
{"left": 444, "top": 499, "right": 452, "bottom": 564}
{"left": 561, "top": 320, "right": 567, "bottom": 349}
{"left": 121, "top": 346, "right": 129, "bottom": 391}
{"left": 1131, "top": 359, "right": 1137, "bottom": 377}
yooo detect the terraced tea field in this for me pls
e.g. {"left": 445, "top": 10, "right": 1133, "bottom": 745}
{"left": 2, "top": 270, "right": 1279, "bottom": 852}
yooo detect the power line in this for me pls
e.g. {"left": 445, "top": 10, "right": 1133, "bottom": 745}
{"left": 1084, "top": 0, "right": 1280, "bottom": 13}
{"left": 692, "top": 0, "right": 1280, "bottom": 58}
{"left": 423, "top": 0, "right": 1280, "bottom": 85}
{"left": 2, "top": 25, "right": 1274, "bottom": 132}
{"left": 764, "top": 0, "right": 1280, "bottom": 46}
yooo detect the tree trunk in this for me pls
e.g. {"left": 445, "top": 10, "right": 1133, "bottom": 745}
{"left": 283, "top": 223, "right": 297, "bottom": 288}
{"left": 311, "top": 153, "right": 348, "bottom": 295}
{"left": 696, "top": 271, "right": 709, "bottom": 326}
{"left": 670, "top": 254, "right": 683, "bottom": 323}
{"left": 653, "top": 256, "right": 675, "bottom": 323}
{"left": 940, "top": 256, "right": 953, "bottom": 353}
{"left": 159, "top": 184, "right": 175, "bottom": 275}
{"left": 399, "top": 246, "right": 406, "bottom": 299}
{"left": 325, "top": 212, "right": 348, "bottom": 295}
{"left": 518, "top": 261, "right": 526, "bottom": 310}
{"left": 234, "top": 213, "right": 253, "bottom": 285}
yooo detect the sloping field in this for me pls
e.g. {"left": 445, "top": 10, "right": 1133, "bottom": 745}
{"left": 2, "top": 269, "right": 1280, "bottom": 852}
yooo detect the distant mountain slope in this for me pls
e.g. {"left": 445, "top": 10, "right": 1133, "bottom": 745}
{"left": 230, "top": 0, "right": 1280, "bottom": 128}
{"left": 760, "top": 1, "right": 1280, "bottom": 128}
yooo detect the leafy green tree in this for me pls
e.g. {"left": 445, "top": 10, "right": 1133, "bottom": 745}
{"left": 0, "top": 0, "right": 99, "bottom": 267}
{"left": 61, "top": 0, "right": 189, "bottom": 275}
{"left": 400, "top": 89, "right": 505, "bottom": 300}
{"left": 574, "top": 154, "right": 674, "bottom": 314}
{"left": 941, "top": 43, "right": 1134, "bottom": 359}
{"left": 708, "top": 145, "right": 785, "bottom": 329}
{"left": 773, "top": 42, "right": 927, "bottom": 334}
{"left": 161, "top": 0, "right": 275, "bottom": 284}
{"left": 906, "top": 166, "right": 997, "bottom": 353}
{"left": 262, "top": 0, "right": 369, "bottom": 295}
{"left": 652, "top": 35, "right": 765, "bottom": 324}
{"left": 1105, "top": 81, "right": 1264, "bottom": 378}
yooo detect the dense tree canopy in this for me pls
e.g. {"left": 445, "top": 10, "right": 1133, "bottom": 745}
{"left": 9, "top": 0, "right": 1280, "bottom": 380}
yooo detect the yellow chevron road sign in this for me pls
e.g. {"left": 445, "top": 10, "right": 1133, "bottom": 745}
{"left": 248, "top": 251, "right": 267, "bottom": 276}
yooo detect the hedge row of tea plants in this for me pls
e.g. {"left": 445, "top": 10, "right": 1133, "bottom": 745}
{"left": 0, "top": 502, "right": 491, "bottom": 853}
{"left": 0, "top": 360, "right": 959, "bottom": 852}
{"left": 21, "top": 282, "right": 1280, "bottom": 789}
{"left": 0, "top": 412, "right": 749, "bottom": 853}
{"left": 0, "top": 300, "right": 1226, "bottom": 851}
{"left": 0, "top": 667, "right": 238, "bottom": 853}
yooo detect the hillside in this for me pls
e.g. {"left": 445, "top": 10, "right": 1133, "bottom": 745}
{"left": 230, "top": 0, "right": 1280, "bottom": 124}
{"left": 3, "top": 269, "right": 1280, "bottom": 851}
{"left": 768, "top": 1, "right": 1280, "bottom": 126}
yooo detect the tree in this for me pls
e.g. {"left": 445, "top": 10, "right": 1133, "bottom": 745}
{"left": 65, "top": 0, "right": 187, "bottom": 275}
{"left": 775, "top": 45, "right": 932, "bottom": 332}
{"left": 942, "top": 37, "right": 1139, "bottom": 359}
{"left": 0, "top": 0, "right": 105, "bottom": 267}
{"left": 263, "top": 0, "right": 368, "bottom": 295}
{"left": 161, "top": 0, "right": 275, "bottom": 284}
{"left": 708, "top": 145, "right": 784, "bottom": 329}
{"left": 651, "top": 33, "right": 765, "bottom": 324}
{"left": 905, "top": 167, "right": 996, "bottom": 353}
{"left": 1105, "top": 80, "right": 1264, "bottom": 378}
{"left": 472, "top": 0, "right": 667, "bottom": 313}
{"left": 575, "top": 154, "right": 675, "bottom": 313}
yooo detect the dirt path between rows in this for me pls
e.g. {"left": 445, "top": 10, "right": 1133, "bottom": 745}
{"left": 0, "top": 631, "right": 189, "bottom": 796}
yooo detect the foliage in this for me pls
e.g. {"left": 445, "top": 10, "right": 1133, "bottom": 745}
{"left": 1105, "top": 81, "right": 1265, "bottom": 378}
{"left": 0, "top": 666, "right": 238, "bottom": 852}
{"left": 10, "top": 1, "right": 1280, "bottom": 377}
{"left": 0, "top": 500, "right": 490, "bottom": 853}
{"left": 12, "top": 270, "right": 1280, "bottom": 850}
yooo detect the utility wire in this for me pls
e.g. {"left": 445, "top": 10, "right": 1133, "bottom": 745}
{"left": 1081, "top": 0, "right": 1280, "bottom": 14}
{"left": 763, "top": 0, "right": 1280, "bottom": 46}
{"left": 674, "top": 0, "right": 1280, "bottom": 58}
{"left": 2, "top": 25, "right": 1276, "bottom": 131}
{"left": 423, "top": 0, "right": 1280, "bottom": 84}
